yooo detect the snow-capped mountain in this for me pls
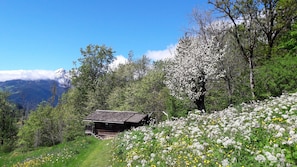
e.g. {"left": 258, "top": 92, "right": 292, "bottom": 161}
{"left": 0, "top": 68, "right": 72, "bottom": 88}
{"left": 54, "top": 68, "right": 71, "bottom": 88}
{"left": 0, "top": 68, "right": 72, "bottom": 110}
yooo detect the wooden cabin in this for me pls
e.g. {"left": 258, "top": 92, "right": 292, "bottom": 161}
{"left": 83, "top": 110, "right": 149, "bottom": 139}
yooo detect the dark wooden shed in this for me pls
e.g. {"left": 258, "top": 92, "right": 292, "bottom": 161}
{"left": 83, "top": 110, "right": 149, "bottom": 138}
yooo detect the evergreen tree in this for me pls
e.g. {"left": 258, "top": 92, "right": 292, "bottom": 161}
{"left": 0, "top": 91, "right": 17, "bottom": 152}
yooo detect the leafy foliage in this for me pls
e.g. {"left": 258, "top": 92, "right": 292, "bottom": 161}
{"left": 17, "top": 102, "right": 52, "bottom": 149}
{"left": 255, "top": 21, "right": 297, "bottom": 99}
{"left": 279, "top": 22, "right": 297, "bottom": 54}
{"left": 0, "top": 91, "right": 18, "bottom": 152}
{"left": 71, "top": 44, "right": 115, "bottom": 113}
{"left": 108, "top": 59, "right": 192, "bottom": 120}
{"left": 108, "top": 60, "right": 172, "bottom": 121}
{"left": 17, "top": 100, "right": 83, "bottom": 150}
{"left": 256, "top": 55, "right": 297, "bottom": 99}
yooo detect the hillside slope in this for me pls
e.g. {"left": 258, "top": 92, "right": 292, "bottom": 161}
{"left": 112, "top": 92, "right": 297, "bottom": 166}
{"left": 0, "top": 137, "right": 112, "bottom": 167}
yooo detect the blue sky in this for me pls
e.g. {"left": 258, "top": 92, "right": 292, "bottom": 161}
{"left": 0, "top": 0, "right": 210, "bottom": 72}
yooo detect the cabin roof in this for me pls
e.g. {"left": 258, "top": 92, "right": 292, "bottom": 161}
{"left": 83, "top": 110, "right": 148, "bottom": 124}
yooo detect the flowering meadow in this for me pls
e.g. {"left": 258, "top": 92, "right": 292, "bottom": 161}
{"left": 11, "top": 147, "right": 74, "bottom": 167}
{"left": 0, "top": 137, "right": 97, "bottom": 167}
{"left": 112, "top": 92, "right": 297, "bottom": 167}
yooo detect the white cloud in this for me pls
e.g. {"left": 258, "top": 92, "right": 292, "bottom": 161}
{"left": 0, "top": 55, "right": 130, "bottom": 82}
{"left": 145, "top": 44, "right": 177, "bottom": 61}
{"left": 0, "top": 70, "right": 56, "bottom": 82}
{"left": 109, "top": 55, "right": 128, "bottom": 70}
{"left": 0, "top": 50, "right": 175, "bottom": 82}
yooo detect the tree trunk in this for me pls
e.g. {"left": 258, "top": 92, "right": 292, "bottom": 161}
{"left": 194, "top": 95, "right": 206, "bottom": 112}
{"left": 267, "top": 39, "right": 273, "bottom": 59}
{"left": 193, "top": 75, "right": 207, "bottom": 112}
{"left": 1, "top": 113, "right": 5, "bottom": 145}
{"left": 248, "top": 56, "right": 256, "bottom": 99}
{"left": 225, "top": 76, "right": 233, "bottom": 105}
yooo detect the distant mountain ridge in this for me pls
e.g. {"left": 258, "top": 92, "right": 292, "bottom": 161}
{"left": 0, "top": 68, "right": 72, "bottom": 88}
{"left": 0, "top": 68, "right": 71, "bottom": 111}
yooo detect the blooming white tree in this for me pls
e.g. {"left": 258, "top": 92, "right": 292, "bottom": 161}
{"left": 165, "top": 35, "right": 225, "bottom": 111}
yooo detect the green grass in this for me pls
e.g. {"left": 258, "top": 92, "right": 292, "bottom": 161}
{"left": 77, "top": 140, "right": 111, "bottom": 167}
{"left": 0, "top": 137, "right": 112, "bottom": 167}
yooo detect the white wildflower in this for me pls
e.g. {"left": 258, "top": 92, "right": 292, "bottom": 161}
{"left": 264, "top": 151, "right": 277, "bottom": 163}
{"left": 275, "top": 132, "right": 283, "bottom": 138}
{"left": 216, "top": 138, "right": 222, "bottom": 144}
{"left": 191, "top": 142, "right": 204, "bottom": 150}
{"left": 267, "top": 123, "right": 274, "bottom": 130}
{"left": 222, "top": 138, "right": 236, "bottom": 148}
{"left": 141, "top": 159, "right": 147, "bottom": 166}
{"left": 282, "top": 114, "right": 289, "bottom": 119}
{"left": 221, "top": 158, "right": 229, "bottom": 167}
{"left": 133, "top": 155, "right": 139, "bottom": 160}
{"left": 255, "top": 154, "right": 266, "bottom": 162}
{"left": 274, "top": 125, "right": 281, "bottom": 131}
{"left": 150, "top": 153, "right": 156, "bottom": 158}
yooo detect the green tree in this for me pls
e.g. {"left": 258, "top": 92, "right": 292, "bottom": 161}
{"left": 279, "top": 22, "right": 297, "bottom": 54}
{"left": 209, "top": 0, "right": 297, "bottom": 99}
{"left": 17, "top": 102, "right": 54, "bottom": 149}
{"left": 111, "top": 57, "right": 136, "bottom": 88}
{"left": 108, "top": 60, "right": 192, "bottom": 121}
{"left": 86, "top": 72, "right": 114, "bottom": 111}
{"left": 107, "top": 55, "right": 152, "bottom": 112}
{"left": 106, "top": 87, "right": 126, "bottom": 110}
{"left": 256, "top": 22, "right": 297, "bottom": 98}
{"left": 108, "top": 61, "right": 166, "bottom": 113}
{"left": 0, "top": 91, "right": 17, "bottom": 152}
{"left": 53, "top": 91, "right": 84, "bottom": 142}
{"left": 71, "top": 44, "right": 115, "bottom": 113}
{"left": 256, "top": 55, "right": 297, "bottom": 98}
{"left": 17, "top": 91, "right": 85, "bottom": 151}
{"left": 209, "top": 0, "right": 261, "bottom": 99}
{"left": 134, "top": 55, "right": 151, "bottom": 80}
{"left": 254, "top": 0, "right": 297, "bottom": 59}
{"left": 110, "top": 54, "right": 150, "bottom": 89}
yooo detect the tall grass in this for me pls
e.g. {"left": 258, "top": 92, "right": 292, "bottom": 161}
{"left": 112, "top": 92, "right": 297, "bottom": 166}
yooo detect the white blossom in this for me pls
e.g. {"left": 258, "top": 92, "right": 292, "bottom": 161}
{"left": 165, "top": 34, "right": 226, "bottom": 106}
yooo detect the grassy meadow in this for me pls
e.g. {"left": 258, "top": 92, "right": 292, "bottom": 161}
{"left": 112, "top": 92, "right": 297, "bottom": 167}
{"left": 0, "top": 137, "right": 111, "bottom": 167}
